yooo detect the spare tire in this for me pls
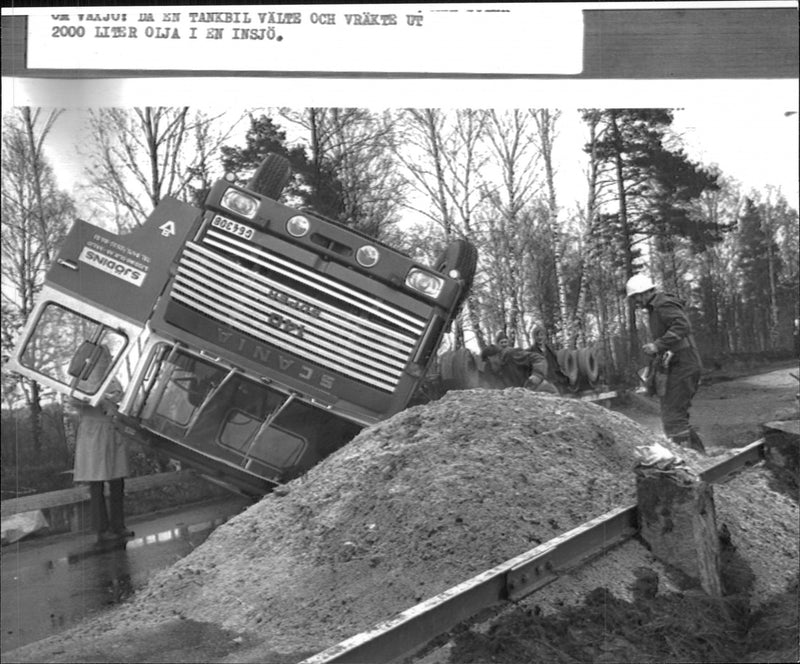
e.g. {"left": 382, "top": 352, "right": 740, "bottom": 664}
{"left": 246, "top": 153, "right": 291, "bottom": 200}
{"left": 434, "top": 239, "right": 478, "bottom": 313}
{"left": 576, "top": 347, "right": 600, "bottom": 385}
{"left": 556, "top": 349, "right": 579, "bottom": 387}
{"left": 439, "top": 348, "right": 480, "bottom": 391}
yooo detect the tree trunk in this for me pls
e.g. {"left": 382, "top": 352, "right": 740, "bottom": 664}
{"left": 535, "top": 110, "right": 570, "bottom": 346}
{"left": 22, "top": 107, "right": 60, "bottom": 266}
{"left": 609, "top": 112, "right": 638, "bottom": 364}
{"left": 763, "top": 212, "right": 780, "bottom": 351}
{"left": 28, "top": 379, "right": 44, "bottom": 457}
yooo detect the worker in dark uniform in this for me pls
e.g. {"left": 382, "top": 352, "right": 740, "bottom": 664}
{"left": 626, "top": 274, "right": 706, "bottom": 453}
{"left": 481, "top": 329, "right": 560, "bottom": 392}
{"left": 523, "top": 325, "right": 560, "bottom": 393}
{"left": 480, "top": 332, "right": 522, "bottom": 388}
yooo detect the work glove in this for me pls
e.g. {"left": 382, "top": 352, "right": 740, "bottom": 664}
{"left": 642, "top": 342, "right": 659, "bottom": 356}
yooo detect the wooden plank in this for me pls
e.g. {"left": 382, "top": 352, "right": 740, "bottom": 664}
{"left": 0, "top": 470, "right": 195, "bottom": 518}
{"left": 578, "top": 390, "right": 618, "bottom": 402}
{"left": 763, "top": 420, "right": 800, "bottom": 437}
{"left": 1, "top": 486, "right": 90, "bottom": 518}
{"left": 699, "top": 439, "right": 766, "bottom": 484}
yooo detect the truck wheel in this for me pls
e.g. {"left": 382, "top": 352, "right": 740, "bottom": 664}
{"left": 246, "top": 153, "right": 291, "bottom": 200}
{"left": 576, "top": 347, "right": 600, "bottom": 385}
{"left": 434, "top": 239, "right": 478, "bottom": 312}
{"left": 557, "top": 349, "right": 579, "bottom": 388}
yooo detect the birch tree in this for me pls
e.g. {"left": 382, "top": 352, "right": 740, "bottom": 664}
{"left": 277, "top": 107, "right": 406, "bottom": 240}
{"left": 392, "top": 108, "right": 490, "bottom": 347}
{"left": 532, "top": 109, "right": 572, "bottom": 346}
{"left": 83, "top": 107, "right": 236, "bottom": 230}
{"left": 1, "top": 108, "right": 74, "bottom": 454}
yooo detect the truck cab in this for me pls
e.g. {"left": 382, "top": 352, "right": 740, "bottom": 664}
{"left": 7, "top": 155, "right": 476, "bottom": 497}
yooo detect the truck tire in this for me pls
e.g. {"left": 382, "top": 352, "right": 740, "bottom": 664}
{"left": 246, "top": 153, "right": 291, "bottom": 200}
{"left": 576, "top": 347, "right": 600, "bottom": 385}
{"left": 434, "top": 239, "right": 478, "bottom": 313}
{"left": 439, "top": 348, "right": 480, "bottom": 391}
{"left": 556, "top": 349, "right": 579, "bottom": 388}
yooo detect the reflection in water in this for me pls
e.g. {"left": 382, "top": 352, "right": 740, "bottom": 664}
{"left": 2, "top": 508, "right": 238, "bottom": 654}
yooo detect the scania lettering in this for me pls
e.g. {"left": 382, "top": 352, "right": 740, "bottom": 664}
{"left": 7, "top": 154, "right": 477, "bottom": 497}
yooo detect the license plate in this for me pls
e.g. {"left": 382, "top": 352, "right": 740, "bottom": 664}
{"left": 211, "top": 215, "right": 254, "bottom": 241}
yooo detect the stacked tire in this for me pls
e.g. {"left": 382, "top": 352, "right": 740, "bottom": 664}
{"left": 439, "top": 348, "right": 481, "bottom": 392}
{"left": 557, "top": 347, "right": 601, "bottom": 392}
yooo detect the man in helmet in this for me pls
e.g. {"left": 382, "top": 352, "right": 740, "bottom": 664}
{"left": 626, "top": 274, "right": 706, "bottom": 453}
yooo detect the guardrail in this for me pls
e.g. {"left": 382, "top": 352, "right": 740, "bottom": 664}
{"left": 0, "top": 470, "right": 195, "bottom": 519}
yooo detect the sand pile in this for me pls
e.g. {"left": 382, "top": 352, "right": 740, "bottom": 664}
{"left": 6, "top": 388, "right": 797, "bottom": 663}
{"left": 437, "top": 432, "right": 799, "bottom": 664}
{"left": 119, "top": 390, "right": 652, "bottom": 651}
{"left": 6, "top": 389, "right": 658, "bottom": 662}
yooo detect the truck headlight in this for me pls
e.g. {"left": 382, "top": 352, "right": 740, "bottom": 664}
{"left": 286, "top": 215, "right": 311, "bottom": 237}
{"left": 221, "top": 189, "right": 259, "bottom": 219}
{"left": 406, "top": 268, "right": 444, "bottom": 298}
{"left": 356, "top": 245, "right": 380, "bottom": 268}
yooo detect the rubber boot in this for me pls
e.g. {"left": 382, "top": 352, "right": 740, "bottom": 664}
{"left": 108, "top": 478, "right": 134, "bottom": 538}
{"left": 89, "top": 481, "right": 110, "bottom": 541}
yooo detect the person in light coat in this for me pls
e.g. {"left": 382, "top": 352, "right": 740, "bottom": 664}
{"left": 72, "top": 348, "right": 133, "bottom": 543}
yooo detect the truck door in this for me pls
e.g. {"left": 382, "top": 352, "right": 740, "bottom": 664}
{"left": 6, "top": 197, "right": 201, "bottom": 405}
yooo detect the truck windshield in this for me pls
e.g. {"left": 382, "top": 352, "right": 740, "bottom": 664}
{"left": 134, "top": 344, "right": 360, "bottom": 480}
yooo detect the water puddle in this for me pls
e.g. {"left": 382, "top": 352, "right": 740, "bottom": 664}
{"left": 2, "top": 500, "right": 245, "bottom": 653}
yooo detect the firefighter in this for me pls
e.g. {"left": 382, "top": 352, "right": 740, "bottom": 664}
{"left": 626, "top": 274, "right": 706, "bottom": 454}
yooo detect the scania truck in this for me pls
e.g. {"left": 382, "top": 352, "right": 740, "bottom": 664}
{"left": 7, "top": 154, "right": 476, "bottom": 496}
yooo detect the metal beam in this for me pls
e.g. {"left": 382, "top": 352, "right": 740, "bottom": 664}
{"left": 699, "top": 439, "right": 765, "bottom": 484}
{"left": 300, "top": 439, "right": 772, "bottom": 664}
{"left": 300, "top": 506, "right": 637, "bottom": 664}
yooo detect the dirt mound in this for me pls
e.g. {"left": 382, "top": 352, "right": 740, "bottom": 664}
{"left": 5, "top": 389, "right": 659, "bottom": 662}
{"left": 440, "top": 460, "right": 799, "bottom": 664}
{"left": 122, "top": 390, "right": 653, "bottom": 651}
{"left": 6, "top": 388, "right": 797, "bottom": 664}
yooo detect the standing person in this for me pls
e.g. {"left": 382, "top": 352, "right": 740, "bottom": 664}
{"left": 626, "top": 274, "right": 706, "bottom": 453}
{"left": 73, "top": 351, "right": 133, "bottom": 544}
{"left": 479, "top": 331, "right": 517, "bottom": 387}
{"left": 495, "top": 331, "right": 511, "bottom": 349}
{"left": 524, "top": 325, "right": 560, "bottom": 394}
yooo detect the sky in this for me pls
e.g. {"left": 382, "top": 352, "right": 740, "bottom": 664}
{"left": 34, "top": 101, "right": 800, "bottom": 217}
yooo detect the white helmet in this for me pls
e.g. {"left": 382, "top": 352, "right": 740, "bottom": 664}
{"left": 626, "top": 274, "right": 655, "bottom": 298}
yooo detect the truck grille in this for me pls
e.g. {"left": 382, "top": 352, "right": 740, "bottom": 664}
{"left": 169, "top": 228, "right": 427, "bottom": 392}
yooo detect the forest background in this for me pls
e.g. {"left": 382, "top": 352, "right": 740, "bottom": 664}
{"left": 2, "top": 105, "right": 798, "bottom": 494}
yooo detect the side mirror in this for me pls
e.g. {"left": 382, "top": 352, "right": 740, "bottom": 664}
{"left": 68, "top": 341, "right": 100, "bottom": 380}
{"left": 68, "top": 341, "right": 112, "bottom": 392}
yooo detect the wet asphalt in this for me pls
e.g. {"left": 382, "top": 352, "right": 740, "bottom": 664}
{"left": 1, "top": 495, "right": 250, "bottom": 653}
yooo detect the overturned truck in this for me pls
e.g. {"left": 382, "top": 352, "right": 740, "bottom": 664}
{"left": 420, "top": 343, "right": 605, "bottom": 401}
{"left": 7, "top": 154, "right": 477, "bottom": 497}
